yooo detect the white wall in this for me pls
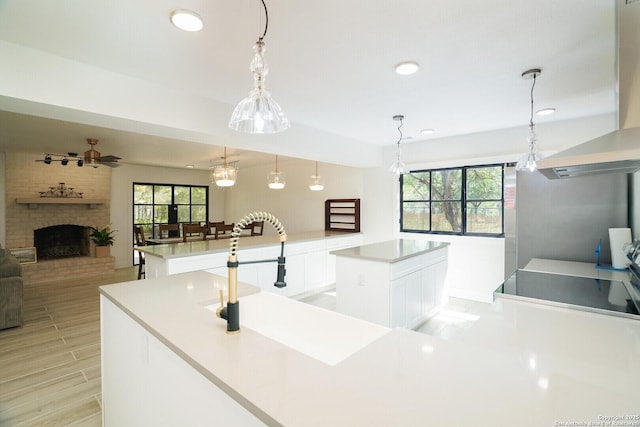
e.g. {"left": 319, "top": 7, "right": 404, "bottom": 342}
{"left": 111, "top": 164, "right": 219, "bottom": 269}
{"left": 224, "top": 158, "right": 363, "bottom": 235}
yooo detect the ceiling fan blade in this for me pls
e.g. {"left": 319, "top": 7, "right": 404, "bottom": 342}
{"left": 101, "top": 161, "right": 121, "bottom": 168}
{"left": 99, "top": 155, "right": 121, "bottom": 163}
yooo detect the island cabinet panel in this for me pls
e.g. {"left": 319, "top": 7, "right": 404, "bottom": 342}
{"left": 325, "top": 234, "right": 364, "bottom": 283}
{"left": 196, "top": 234, "right": 363, "bottom": 298}
{"left": 100, "top": 296, "right": 265, "bottom": 427}
{"left": 334, "top": 241, "right": 448, "bottom": 329}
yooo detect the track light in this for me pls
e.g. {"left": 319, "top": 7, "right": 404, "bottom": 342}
{"left": 77, "top": 159, "right": 83, "bottom": 167}
{"left": 44, "top": 155, "right": 52, "bottom": 165}
{"left": 61, "top": 158, "right": 69, "bottom": 166}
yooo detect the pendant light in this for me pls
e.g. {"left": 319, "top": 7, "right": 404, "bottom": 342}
{"left": 267, "top": 155, "right": 285, "bottom": 189}
{"left": 309, "top": 161, "right": 324, "bottom": 191}
{"left": 389, "top": 115, "right": 407, "bottom": 175}
{"left": 228, "top": 0, "right": 290, "bottom": 134}
{"left": 516, "top": 68, "right": 544, "bottom": 172}
{"left": 211, "top": 147, "right": 238, "bottom": 187}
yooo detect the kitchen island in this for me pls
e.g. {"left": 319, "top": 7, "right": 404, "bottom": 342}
{"left": 332, "top": 239, "right": 449, "bottom": 328}
{"left": 100, "top": 270, "right": 639, "bottom": 426}
{"left": 139, "top": 231, "right": 362, "bottom": 297}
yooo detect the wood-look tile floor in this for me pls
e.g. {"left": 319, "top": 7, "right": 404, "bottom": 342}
{"left": 0, "top": 267, "right": 137, "bottom": 427}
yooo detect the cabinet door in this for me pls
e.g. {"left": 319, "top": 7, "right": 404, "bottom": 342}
{"left": 304, "top": 251, "right": 326, "bottom": 292}
{"left": 433, "top": 259, "right": 448, "bottom": 307}
{"left": 422, "top": 266, "right": 437, "bottom": 318}
{"left": 406, "top": 271, "right": 424, "bottom": 329}
{"left": 282, "top": 253, "right": 305, "bottom": 297}
{"left": 390, "top": 276, "right": 408, "bottom": 328}
{"left": 101, "top": 297, "right": 265, "bottom": 426}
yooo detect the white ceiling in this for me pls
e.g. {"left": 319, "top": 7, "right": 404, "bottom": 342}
{"left": 0, "top": 0, "right": 617, "bottom": 169}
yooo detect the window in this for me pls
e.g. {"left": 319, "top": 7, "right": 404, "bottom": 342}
{"left": 132, "top": 183, "right": 209, "bottom": 263}
{"left": 400, "top": 164, "right": 504, "bottom": 236}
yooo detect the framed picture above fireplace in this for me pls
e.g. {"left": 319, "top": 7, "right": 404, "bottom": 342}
{"left": 9, "top": 247, "right": 37, "bottom": 264}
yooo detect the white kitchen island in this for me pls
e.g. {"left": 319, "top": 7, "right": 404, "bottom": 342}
{"left": 100, "top": 270, "right": 639, "bottom": 426}
{"left": 139, "top": 231, "right": 362, "bottom": 298}
{"left": 332, "top": 239, "right": 449, "bottom": 329}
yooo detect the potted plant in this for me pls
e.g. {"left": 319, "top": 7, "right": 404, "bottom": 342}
{"left": 89, "top": 225, "right": 115, "bottom": 258}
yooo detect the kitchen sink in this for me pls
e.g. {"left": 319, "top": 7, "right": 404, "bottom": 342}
{"left": 206, "top": 292, "right": 390, "bottom": 365}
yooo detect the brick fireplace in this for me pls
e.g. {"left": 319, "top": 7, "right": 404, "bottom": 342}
{"left": 5, "top": 153, "right": 114, "bottom": 284}
{"left": 34, "top": 224, "right": 90, "bottom": 259}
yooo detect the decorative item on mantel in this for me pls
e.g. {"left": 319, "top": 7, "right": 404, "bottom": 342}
{"left": 89, "top": 225, "right": 116, "bottom": 258}
{"left": 39, "top": 182, "right": 83, "bottom": 198}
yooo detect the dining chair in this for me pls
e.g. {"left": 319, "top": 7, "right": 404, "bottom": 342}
{"left": 182, "top": 223, "right": 207, "bottom": 242}
{"left": 159, "top": 223, "right": 180, "bottom": 238}
{"left": 207, "top": 221, "right": 225, "bottom": 236}
{"left": 214, "top": 223, "right": 235, "bottom": 239}
{"left": 134, "top": 226, "right": 146, "bottom": 280}
{"left": 250, "top": 221, "right": 264, "bottom": 236}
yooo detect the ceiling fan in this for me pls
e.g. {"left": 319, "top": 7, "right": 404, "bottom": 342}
{"left": 36, "top": 138, "right": 121, "bottom": 167}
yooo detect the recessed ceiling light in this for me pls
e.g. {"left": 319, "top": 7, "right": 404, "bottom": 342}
{"left": 185, "top": 164, "right": 194, "bottom": 168}
{"left": 420, "top": 128, "right": 435, "bottom": 135}
{"left": 395, "top": 61, "right": 419, "bottom": 75}
{"left": 170, "top": 10, "right": 204, "bottom": 32}
{"left": 536, "top": 108, "right": 556, "bottom": 116}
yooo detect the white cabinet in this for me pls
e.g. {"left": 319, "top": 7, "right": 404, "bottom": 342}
{"left": 326, "top": 234, "right": 364, "bottom": 284}
{"left": 336, "top": 244, "right": 448, "bottom": 329}
{"left": 195, "top": 234, "right": 363, "bottom": 298}
{"left": 100, "top": 296, "right": 265, "bottom": 426}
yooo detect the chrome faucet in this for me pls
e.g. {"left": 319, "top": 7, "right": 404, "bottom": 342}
{"left": 216, "top": 212, "right": 287, "bottom": 334}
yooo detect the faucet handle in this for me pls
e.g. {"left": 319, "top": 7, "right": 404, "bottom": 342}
{"left": 216, "top": 289, "right": 225, "bottom": 318}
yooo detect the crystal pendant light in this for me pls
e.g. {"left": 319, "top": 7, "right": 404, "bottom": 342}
{"left": 228, "top": 0, "right": 290, "bottom": 134}
{"left": 516, "top": 69, "right": 544, "bottom": 172}
{"left": 389, "top": 115, "right": 407, "bottom": 175}
{"left": 309, "top": 161, "right": 324, "bottom": 191}
{"left": 211, "top": 147, "right": 238, "bottom": 187}
{"left": 267, "top": 155, "right": 285, "bottom": 189}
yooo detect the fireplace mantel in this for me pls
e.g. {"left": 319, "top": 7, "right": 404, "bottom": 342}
{"left": 16, "top": 198, "right": 106, "bottom": 209}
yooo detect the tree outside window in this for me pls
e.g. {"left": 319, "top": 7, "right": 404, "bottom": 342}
{"left": 400, "top": 164, "right": 504, "bottom": 236}
{"left": 133, "top": 182, "right": 209, "bottom": 244}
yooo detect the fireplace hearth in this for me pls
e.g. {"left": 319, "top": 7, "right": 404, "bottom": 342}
{"left": 34, "top": 225, "right": 90, "bottom": 260}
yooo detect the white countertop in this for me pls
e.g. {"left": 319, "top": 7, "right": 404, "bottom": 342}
{"left": 100, "top": 270, "right": 640, "bottom": 426}
{"left": 139, "top": 231, "right": 359, "bottom": 259}
{"left": 330, "top": 238, "right": 449, "bottom": 263}
{"left": 523, "top": 257, "right": 632, "bottom": 282}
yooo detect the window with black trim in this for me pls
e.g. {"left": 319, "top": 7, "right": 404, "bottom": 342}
{"left": 400, "top": 164, "right": 504, "bottom": 236}
{"left": 132, "top": 183, "right": 209, "bottom": 264}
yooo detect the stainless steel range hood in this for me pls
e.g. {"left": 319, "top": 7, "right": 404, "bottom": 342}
{"left": 538, "top": 127, "right": 640, "bottom": 179}
{"left": 538, "top": 0, "right": 640, "bottom": 179}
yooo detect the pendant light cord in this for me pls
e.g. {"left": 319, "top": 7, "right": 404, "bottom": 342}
{"left": 396, "top": 117, "right": 404, "bottom": 148}
{"left": 529, "top": 73, "right": 537, "bottom": 128}
{"left": 259, "top": 0, "right": 269, "bottom": 41}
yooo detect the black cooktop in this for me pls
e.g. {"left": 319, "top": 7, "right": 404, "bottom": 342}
{"left": 497, "top": 270, "right": 640, "bottom": 318}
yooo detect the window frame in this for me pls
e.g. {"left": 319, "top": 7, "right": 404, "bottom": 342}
{"left": 132, "top": 182, "right": 209, "bottom": 264}
{"left": 399, "top": 163, "right": 505, "bottom": 237}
